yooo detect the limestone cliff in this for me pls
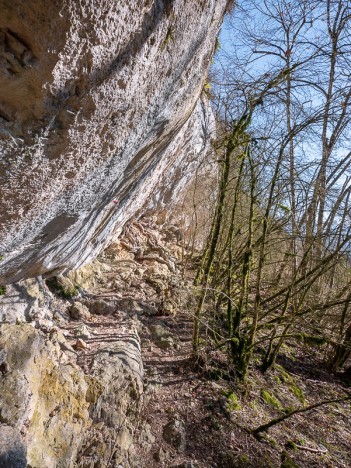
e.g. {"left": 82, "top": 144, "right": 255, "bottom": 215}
{"left": 0, "top": 0, "right": 227, "bottom": 284}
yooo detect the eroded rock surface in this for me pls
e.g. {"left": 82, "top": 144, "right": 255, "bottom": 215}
{"left": 0, "top": 320, "right": 144, "bottom": 467}
{"left": 0, "top": 0, "right": 226, "bottom": 284}
{"left": 0, "top": 323, "right": 90, "bottom": 466}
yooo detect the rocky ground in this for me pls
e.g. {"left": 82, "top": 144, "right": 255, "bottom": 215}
{"left": 0, "top": 216, "right": 350, "bottom": 467}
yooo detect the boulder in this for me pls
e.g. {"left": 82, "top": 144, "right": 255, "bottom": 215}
{"left": 77, "top": 331, "right": 144, "bottom": 466}
{"left": 0, "top": 321, "right": 145, "bottom": 467}
{"left": 158, "top": 336, "right": 175, "bottom": 350}
{"left": 0, "top": 280, "right": 50, "bottom": 324}
{"left": 149, "top": 323, "right": 171, "bottom": 339}
{"left": 75, "top": 338, "right": 89, "bottom": 350}
{"left": 74, "top": 324, "right": 92, "bottom": 340}
{"left": 149, "top": 322, "right": 177, "bottom": 350}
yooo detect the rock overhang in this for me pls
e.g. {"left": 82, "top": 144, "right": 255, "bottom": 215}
{"left": 0, "top": 0, "right": 227, "bottom": 283}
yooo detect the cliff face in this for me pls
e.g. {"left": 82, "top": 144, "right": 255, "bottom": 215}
{"left": 0, "top": 0, "right": 226, "bottom": 284}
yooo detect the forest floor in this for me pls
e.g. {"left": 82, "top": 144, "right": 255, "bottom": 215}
{"left": 63, "top": 217, "right": 351, "bottom": 468}
{"left": 135, "top": 314, "right": 351, "bottom": 468}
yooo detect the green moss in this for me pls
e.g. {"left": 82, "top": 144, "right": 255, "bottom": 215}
{"left": 261, "top": 389, "right": 282, "bottom": 410}
{"left": 46, "top": 277, "right": 78, "bottom": 299}
{"left": 205, "top": 366, "right": 225, "bottom": 380}
{"left": 228, "top": 393, "right": 241, "bottom": 411}
{"left": 0, "top": 285, "right": 6, "bottom": 295}
{"left": 249, "top": 400, "right": 257, "bottom": 410}
{"left": 161, "top": 25, "right": 175, "bottom": 50}
{"left": 274, "top": 375, "right": 281, "bottom": 384}
{"left": 283, "top": 406, "right": 295, "bottom": 414}
{"left": 281, "top": 343, "right": 295, "bottom": 356}
{"left": 285, "top": 440, "right": 297, "bottom": 451}
{"left": 263, "top": 434, "right": 278, "bottom": 447}
{"left": 260, "top": 454, "right": 277, "bottom": 467}
{"left": 289, "top": 385, "right": 306, "bottom": 404}
{"left": 0, "top": 255, "right": 3, "bottom": 261}
{"left": 280, "top": 370, "right": 293, "bottom": 384}
{"left": 252, "top": 354, "right": 261, "bottom": 365}
{"left": 237, "top": 454, "right": 249, "bottom": 466}
{"left": 222, "top": 390, "right": 241, "bottom": 411}
{"left": 275, "top": 364, "right": 294, "bottom": 384}
{"left": 296, "top": 333, "right": 327, "bottom": 346}
{"left": 281, "top": 451, "right": 299, "bottom": 467}
{"left": 275, "top": 365, "right": 306, "bottom": 404}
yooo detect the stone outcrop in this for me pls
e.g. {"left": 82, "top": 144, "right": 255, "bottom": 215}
{"left": 0, "top": 324, "right": 90, "bottom": 467}
{"left": 0, "top": 0, "right": 227, "bottom": 284}
{"left": 163, "top": 417, "right": 187, "bottom": 453}
{"left": 0, "top": 279, "right": 53, "bottom": 324}
{"left": 0, "top": 322, "right": 144, "bottom": 467}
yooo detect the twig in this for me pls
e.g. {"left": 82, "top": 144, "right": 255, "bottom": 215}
{"left": 295, "top": 444, "right": 327, "bottom": 454}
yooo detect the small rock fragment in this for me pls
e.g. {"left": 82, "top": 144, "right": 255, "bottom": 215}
{"left": 163, "top": 417, "right": 186, "bottom": 453}
{"left": 69, "top": 302, "right": 91, "bottom": 321}
{"left": 153, "top": 447, "right": 167, "bottom": 463}
{"left": 74, "top": 324, "right": 92, "bottom": 340}
{"left": 75, "top": 338, "right": 89, "bottom": 350}
{"left": 83, "top": 299, "right": 116, "bottom": 315}
{"left": 158, "top": 336, "right": 174, "bottom": 350}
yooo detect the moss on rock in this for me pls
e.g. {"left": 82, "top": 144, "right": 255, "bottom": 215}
{"left": 261, "top": 389, "right": 282, "bottom": 410}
